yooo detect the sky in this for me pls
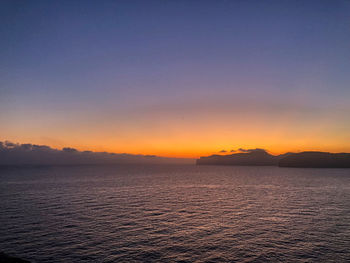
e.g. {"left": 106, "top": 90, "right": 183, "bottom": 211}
{"left": 1, "top": 0, "right": 350, "bottom": 158}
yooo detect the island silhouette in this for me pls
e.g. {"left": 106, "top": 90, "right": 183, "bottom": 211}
{"left": 0, "top": 141, "right": 193, "bottom": 166}
{"left": 197, "top": 149, "right": 350, "bottom": 168}
{"left": 1, "top": 141, "right": 350, "bottom": 168}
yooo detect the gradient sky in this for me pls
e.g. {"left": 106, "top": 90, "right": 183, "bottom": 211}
{"left": 1, "top": 0, "right": 350, "bottom": 157}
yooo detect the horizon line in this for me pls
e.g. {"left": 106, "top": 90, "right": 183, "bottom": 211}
{"left": 2, "top": 140, "right": 350, "bottom": 159}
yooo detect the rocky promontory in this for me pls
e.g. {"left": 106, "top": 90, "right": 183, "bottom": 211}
{"left": 278, "top": 151, "right": 350, "bottom": 168}
{"left": 197, "top": 150, "right": 350, "bottom": 168}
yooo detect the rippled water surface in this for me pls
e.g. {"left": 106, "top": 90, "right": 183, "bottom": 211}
{"left": 0, "top": 165, "right": 350, "bottom": 262}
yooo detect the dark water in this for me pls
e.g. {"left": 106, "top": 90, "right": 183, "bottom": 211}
{"left": 0, "top": 165, "right": 349, "bottom": 263}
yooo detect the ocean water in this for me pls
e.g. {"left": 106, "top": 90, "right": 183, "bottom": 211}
{"left": 0, "top": 165, "right": 349, "bottom": 263}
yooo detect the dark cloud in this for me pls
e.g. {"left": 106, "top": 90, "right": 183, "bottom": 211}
{"left": 20, "top": 144, "right": 33, "bottom": 151}
{"left": 238, "top": 148, "right": 268, "bottom": 154}
{"left": 62, "top": 147, "right": 78, "bottom": 153}
{"left": 0, "top": 141, "right": 193, "bottom": 166}
{"left": 219, "top": 150, "right": 227, "bottom": 153}
{"left": 5, "top": 141, "right": 16, "bottom": 147}
{"left": 230, "top": 149, "right": 236, "bottom": 152}
{"left": 238, "top": 148, "right": 248, "bottom": 153}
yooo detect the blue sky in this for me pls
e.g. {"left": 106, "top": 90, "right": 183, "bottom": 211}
{"left": 1, "top": 0, "right": 350, "bottom": 156}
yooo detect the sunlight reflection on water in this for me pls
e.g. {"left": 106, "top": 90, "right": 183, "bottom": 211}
{"left": 0, "top": 165, "right": 349, "bottom": 262}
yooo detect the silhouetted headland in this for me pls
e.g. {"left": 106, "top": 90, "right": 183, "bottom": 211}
{"left": 278, "top": 151, "right": 350, "bottom": 168}
{"left": 0, "top": 252, "right": 30, "bottom": 263}
{"left": 197, "top": 149, "right": 284, "bottom": 166}
{"left": 0, "top": 141, "right": 193, "bottom": 166}
{"left": 197, "top": 149, "right": 350, "bottom": 168}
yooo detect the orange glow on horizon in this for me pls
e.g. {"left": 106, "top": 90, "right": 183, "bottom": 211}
{"left": 2, "top": 98, "right": 350, "bottom": 158}
{"left": 2, "top": 135, "right": 350, "bottom": 159}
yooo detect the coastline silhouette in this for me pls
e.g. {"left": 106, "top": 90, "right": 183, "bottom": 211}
{"left": 278, "top": 151, "right": 350, "bottom": 168}
{"left": 2, "top": 141, "right": 350, "bottom": 168}
{"left": 197, "top": 149, "right": 350, "bottom": 168}
{"left": 0, "top": 141, "right": 192, "bottom": 166}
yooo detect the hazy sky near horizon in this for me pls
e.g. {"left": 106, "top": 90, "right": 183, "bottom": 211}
{"left": 1, "top": 0, "right": 350, "bottom": 157}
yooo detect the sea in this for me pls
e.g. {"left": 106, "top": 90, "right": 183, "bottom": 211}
{"left": 0, "top": 164, "right": 349, "bottom": 262}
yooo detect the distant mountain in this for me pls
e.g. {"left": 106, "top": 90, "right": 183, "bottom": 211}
{"left": 197, "top": 150, "right": 350, "bottom": 168}
{"left": 278, "top": 151, "right": 350, "bottom": 168}
{"left": 197, "top": 149, "right": 283, "bottom": 166}
{"left": 0, "top": 141, "right": 193, "bottom": 166}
